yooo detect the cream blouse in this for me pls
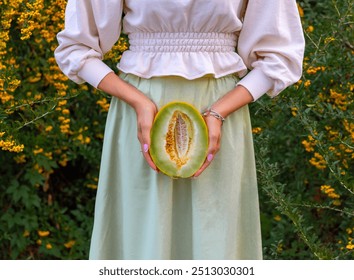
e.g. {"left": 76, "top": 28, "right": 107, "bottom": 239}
{"left": 55, "top": 0, "right": 305, "bottom": 101}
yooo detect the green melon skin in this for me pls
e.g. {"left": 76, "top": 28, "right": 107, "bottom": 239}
{"left": 150, "top": 101, "right": 209, "bottom": 178}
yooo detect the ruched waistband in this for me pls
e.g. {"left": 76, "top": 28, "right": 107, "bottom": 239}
{"left": 128, "top": 32, "right": 237, "bottom": 53}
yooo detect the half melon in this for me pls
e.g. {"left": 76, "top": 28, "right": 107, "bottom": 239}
{"left": 150, "top": 101, "right": 209, "bottom": 178}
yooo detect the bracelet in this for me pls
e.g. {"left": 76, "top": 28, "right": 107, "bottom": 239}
{"left": 202, "top": 108, "right": 226, "bottom": 124}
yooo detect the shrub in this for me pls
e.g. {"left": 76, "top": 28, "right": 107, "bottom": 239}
{"left": 251, "top": 0, "right": 353, "bottom": 259}
{"left": 0, "top": 0, "right": 352, "bottom": 259}
{"left": 0, "top": 0, "right": 127, "bottom": 259}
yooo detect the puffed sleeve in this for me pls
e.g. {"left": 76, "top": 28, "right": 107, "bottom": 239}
{"left": 54, "top": 0, "right": 124, "bottom": 88}
{"left": 237, "top": 0, "right": 305, "bottom": 101}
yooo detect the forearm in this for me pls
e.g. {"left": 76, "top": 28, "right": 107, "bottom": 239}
{"left": 211, "top": 85, "right": 254, "bottom": 118}
{"left": 97, "top": 72, "right": 150, "bottom": 110}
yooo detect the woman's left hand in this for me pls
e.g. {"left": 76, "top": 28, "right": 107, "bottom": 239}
{"left": 193, "top": 115, "right": 223, "bottom": 177}
{"left": 192, "top": 85, "right": 254, "bottom": 177}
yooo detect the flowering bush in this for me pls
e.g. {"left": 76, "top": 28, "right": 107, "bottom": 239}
{"left": 0, "top": 0, "right": 128, "bottom": 259}
{"left": 251, "top": 0, "right": 353, "bottom": 259}
{"left": 0, "top": 0, "right": 352, "bottom": 259}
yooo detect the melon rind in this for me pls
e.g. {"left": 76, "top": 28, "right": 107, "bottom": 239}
{"left": 150, "top": 101, "right": 208, "bottom": 178}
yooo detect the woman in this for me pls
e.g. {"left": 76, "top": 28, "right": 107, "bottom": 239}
{"left": 55, "top": 0, "right": 305, "bottom": 260}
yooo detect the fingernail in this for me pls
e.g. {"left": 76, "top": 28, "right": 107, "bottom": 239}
{"left": 143, "top": 144, "right": 149, "bottom": 153}
{"left": 207, "top": 153, "right": 213, "bottom": 162}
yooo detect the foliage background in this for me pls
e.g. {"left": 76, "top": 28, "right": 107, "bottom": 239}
{"left": 0, "top": 0, "right": 353, "bottom": 259}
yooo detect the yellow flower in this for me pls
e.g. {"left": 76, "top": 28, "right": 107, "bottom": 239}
{"left": 87, "top": 184, "right": 98, "bottom": 190}
{"left": 304, "top": 80, "right": 311, "bottom": 87}
{"left": 332, "top": 200, "right": 341, "bottom": 206}
{"left": 37, "top": 230, "right": 50, "bottom": 237}
{"left": 0, "top": 139, "right": 25, "bottom": 153}
{"left": 324, "top": 37, "right": 335, "bottom": 44}
{"left": 46, "top": 243, "right": 53, "bottom": 250}
{"left": 60, "top": 118, "right": 70, "bottom": 124}
{"left": 33, "top": 147, "right": 44, "bottom": 155}
{"left": 59, "top": 153, "right": 68, "bottom": 167}
{"left": 302, "top": 139, "right": 315, "bottom": 152}
{"left": 45, "top": 152, "right": 53, "bottom": 160}
{"left": 58, "top": 100, "right": 67, "bottom": 106}
{"left": 321, "top": 185, "right": 341, "bottom": 203}
{"left": 320, "top": 185, "right": 331, "bottom": 192}
{"left": 291, "top": 107, "right": 298, "bottom": 117}
{"left": 296, "top": 79, "right": 303, "bottom": 87}
{"left": 329, "top": 89, "right": 347, "bottom": 111}
{"left": 297, "top": 3, "right": 304, "bottom": 17}
{"left": 23, "top": 230, "right": 30, "bottom": 237}
{"left": 274, "top": 215, "right": 282, "bottom": 222}
{"left": 252, "top": 127, "right": 262, "bottom": 134}
{"left": 59, "top": 159, "right": 68, "bottom": 167}
{"left": 60, "top": 124, "right": 71, "bottom": 134}
{"left": 34, "top": 164, "right": 44, "bottom": 174}
{"left": 64, "top": 240, "right": 76, "bottom": 249}
{"left": 11, "top": 144, "right": 25, "bottom": 153}
{"left": 309, "top": 153, "right": 326, "bottom": 169}
{"left": 328, "top": 146, "right": 336, "bottom": 152}
{"left": 327, "top": 192, "right": 340, "bottom": 199}
{"left": 34, "top": 94, "right": 42, "bottom": 100}
{"left": 97, "top": 98, "right": 110, "bottom": 112}
{"left": 14, "top": 154, "right": 26, "bottom": 164}
{"left": 45, "top": 126, "right": 53, "bottom": 132}
{"left": 27, "top": 74, "right": 42, "bottom": 83}
{"left": 306, "top": 66, "right": 324, "bottom": 75}
{"left": 306, "top": 25, "right": 314, "bottom": 33}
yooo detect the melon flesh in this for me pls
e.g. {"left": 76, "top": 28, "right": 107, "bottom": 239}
{"left": 150, "top": 101, "right": 208, "bottom": 178}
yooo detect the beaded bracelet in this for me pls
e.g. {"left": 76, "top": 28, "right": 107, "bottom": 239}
{"left": 202, "top": 108, "right": 226, "bottom": 124}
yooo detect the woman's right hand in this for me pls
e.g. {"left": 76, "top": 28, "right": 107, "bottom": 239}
{"left": 133, "top": 97, "right": 158, "bottom": 171}
{"left": 97, "top": 72, "right": 158, "bottom": 171}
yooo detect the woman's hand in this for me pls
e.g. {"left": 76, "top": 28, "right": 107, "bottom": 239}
{"left": 133, "top": 98, "right": 158, "bottom": 171}
{"left": 98, "top": 72, "right": 158, "bottom": 171}
{"left": 193, "top": 115, "right": 223, "bottom": 177}
{"left": 193, "top": 85, "right": 254, "bottom": 177}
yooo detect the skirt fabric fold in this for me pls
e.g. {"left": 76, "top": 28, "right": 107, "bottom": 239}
{"left": 89, "top": 73, "right": 262, "bottom": 260}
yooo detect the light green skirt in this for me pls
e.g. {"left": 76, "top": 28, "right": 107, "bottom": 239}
{"left": 89, "top": 73, "right": 262, "bottom": 260}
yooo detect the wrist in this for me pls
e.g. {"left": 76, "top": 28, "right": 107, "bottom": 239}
{"left": 131, "top": 93, "right": 153, "bottom": 112}
{"left": 210, "top": 85, "right": 253, "bottom": 118}
{"left": 202, "top": 108, "right": 225, "bottom": 125}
